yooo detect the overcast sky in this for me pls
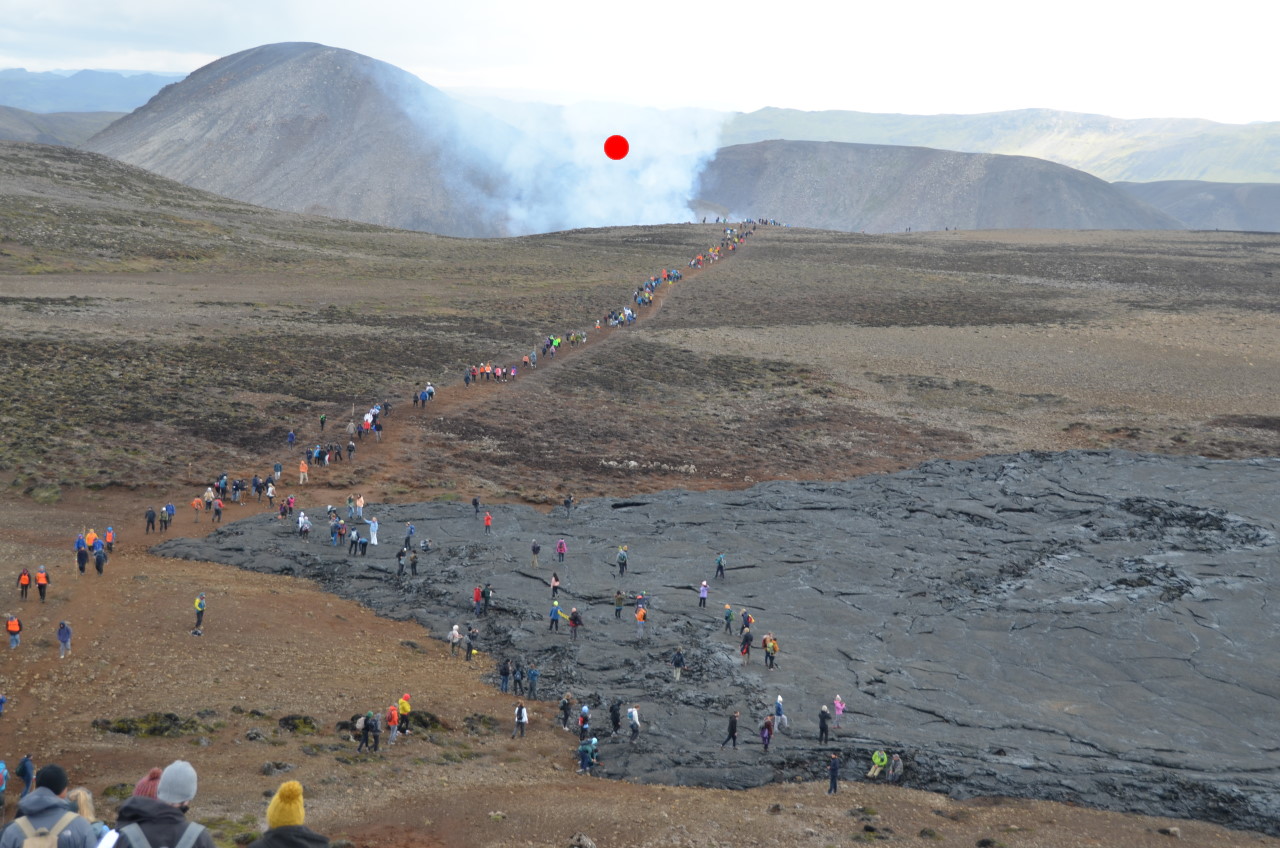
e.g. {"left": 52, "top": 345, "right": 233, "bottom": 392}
{"left": 0, "top": 0, "right": 1272, "bottom": 124}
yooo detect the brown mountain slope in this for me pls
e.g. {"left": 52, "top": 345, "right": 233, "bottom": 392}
{"left": 695, "top": 140, "right": 1184, "bottom": 233}
{"left": 83, "top": 42, "right": 518, "bottom": 237}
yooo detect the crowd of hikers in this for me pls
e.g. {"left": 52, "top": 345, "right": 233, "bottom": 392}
{"left": 0, "top": 758, "right": 330, "bottom": 848}
{"left": 459, "top": 229, "right": 749, "bottom": 389}
{"left": 462, "top": 543, "right": 907, "bottom": 782}
{"left": 6, "top": 219, "right": 907, "bottom": 820}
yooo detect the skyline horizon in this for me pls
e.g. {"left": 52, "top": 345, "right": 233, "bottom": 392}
{"left": 1, "top": 1, "right": 1275, "bottom": 125}
{"left": 4, "top": 58, "right": 1276, "bottom": 128}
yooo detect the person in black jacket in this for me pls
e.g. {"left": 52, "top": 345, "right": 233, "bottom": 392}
{"left": 0, "top": 764, "right": 97, "bottom": 848}
{"left": 247, "top": 781, "right": 329, "bottom": 848}
{"left": 818, "top": 705, "right": 831, "bottom": 743}
{"left": 721, "top": 711, "right": 739, "bottom": 749}
{"left": 609, "top": 700, "right": 622, "bottom": 738}
{"left": 114, "top": 761, "right": 216, "bottom": 848}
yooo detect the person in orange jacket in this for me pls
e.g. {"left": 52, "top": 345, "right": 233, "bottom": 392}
{"left": 191, "top": 498, "right": 203, "bottom": 522}
{"left": 16, "top": 569, "right": 30, "bottom": 601}
{"left": 385, "top": 703, "right": 400, "bottom": 746}
{"left": 34, "top": 566, "right": 48, "bottom": 603}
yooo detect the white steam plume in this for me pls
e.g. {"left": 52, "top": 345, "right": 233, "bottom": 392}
{"left": 378, "top": 63, "right": 725, "bottom": 236}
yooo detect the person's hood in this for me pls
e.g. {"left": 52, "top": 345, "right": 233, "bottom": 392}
{"left": 17, "top": 787, "right": 73, "bottom": 817}
{"left": 116, "top": 795, "right": 189, "bottom": 827}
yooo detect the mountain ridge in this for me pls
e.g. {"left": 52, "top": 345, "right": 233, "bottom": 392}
{"left": 722, "top": 106, "right": 1280, "bottom": 183}
{"left": 695, "top": 139, "right": 1182, "bottom": 232}
{"left": 0, "top": 105, "right": 122, "bottom": 146}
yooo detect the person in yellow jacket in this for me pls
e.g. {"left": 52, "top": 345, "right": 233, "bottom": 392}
{"left": 396, "top": 694, "right": 411, "bottom": 736}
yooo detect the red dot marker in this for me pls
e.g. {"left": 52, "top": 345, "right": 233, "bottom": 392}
{"left": 604, "top": 134, "right": 629, "bottom": 160}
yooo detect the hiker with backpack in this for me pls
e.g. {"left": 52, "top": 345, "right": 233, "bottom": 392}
{"left": 14, "top": 758, "right": 31, "bottom": 800}
{"left": 111, "top": 760, "right": 216, "bottom": 848}
{"left": 385, "top": 702, "right": 399, "bottom": 747}
{"left": 355, "top": 711, "right": 380, "bottom": 753}
{"left": 0, "top": 763, "right": 97, "bottom": 848}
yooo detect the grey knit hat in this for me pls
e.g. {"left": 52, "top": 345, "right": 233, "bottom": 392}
{"left": 157, "top": 760, "right": 198, "bottom": 803}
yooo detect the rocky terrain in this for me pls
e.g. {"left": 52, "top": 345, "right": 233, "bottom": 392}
{"left": 156, "top": 450, "right": 1280, "bottom": 834}
{"left": 1, "top": 141, "right": 1278, "bottom": 846}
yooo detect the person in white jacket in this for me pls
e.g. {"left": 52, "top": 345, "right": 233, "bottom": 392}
{"left": 513, "top": 702, "right": 529, "bottom": 738}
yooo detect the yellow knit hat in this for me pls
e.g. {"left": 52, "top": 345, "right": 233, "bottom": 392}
{"left": 267, "top": 780, "right": 304, "bottom": 828}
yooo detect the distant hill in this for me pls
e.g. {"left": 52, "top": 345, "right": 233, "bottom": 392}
{"left": 1115, "top": 181, "right": 1280, "bottom": 232}
{"left": 694, "top": 140, "right": 1183, "bottom": 233}
{"left": 0, "top": 139, "right": 420, "bottom": 273}
{"left": 722, "top": 107, "right": 1280, "bottom": 184}
{"left": 0, "top": 68, "right": 184, "bottom": 112}
{"left": 0, "top": 105, "right": 121, "bottom": 146}
{"left": 84, "top": 43, "right": 523, "bottom": 237}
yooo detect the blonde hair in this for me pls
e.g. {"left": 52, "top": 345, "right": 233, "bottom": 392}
{"left": 67, "top": 787, "right": 96, "bottom": 820}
